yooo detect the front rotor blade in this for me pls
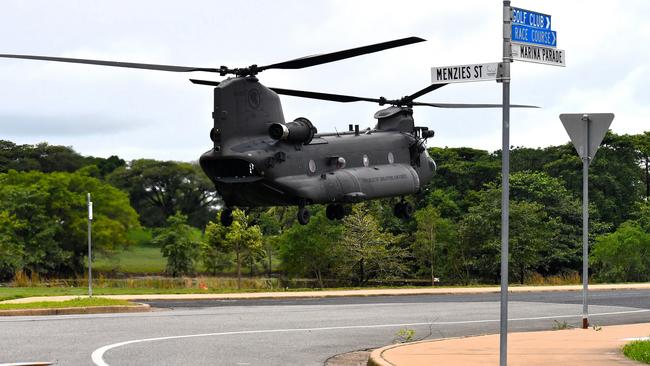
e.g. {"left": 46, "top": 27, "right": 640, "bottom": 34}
{"left": 270, "top": 87, "right": 382, "bottom": 103}
{"left": 259, "top": 37, "right": 425, "bottom": 71}
{"left": 406, "top": 83, "right": 448, "bottom": 102}
{"left": 412, "top": 102, "right": 540, "bottom": 108}
{"left": 0, "top": 54, "right": 219, "bottom": 73}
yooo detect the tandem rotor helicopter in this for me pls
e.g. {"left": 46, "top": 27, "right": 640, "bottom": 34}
{"left": 1, "top": 37, "right": 536, "bottom": 226}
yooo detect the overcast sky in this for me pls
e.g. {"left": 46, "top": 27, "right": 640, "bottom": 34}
{"left": 1, "top": 0, "right": 648, "bottom": 161}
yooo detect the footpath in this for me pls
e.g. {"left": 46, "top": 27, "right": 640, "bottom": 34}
{"left": 369, "top": 322, "right": 650, "bottom": 366}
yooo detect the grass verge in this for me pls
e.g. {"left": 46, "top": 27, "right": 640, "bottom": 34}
{"left": 623, "top": 340, "right": 650, "bottom": 364}
{"left": 0, "top": 297, "right": 132, "bottom": 310}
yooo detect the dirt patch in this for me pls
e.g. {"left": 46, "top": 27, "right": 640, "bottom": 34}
{"left": 325, "top": 350, "right": 372, "bottom": 366}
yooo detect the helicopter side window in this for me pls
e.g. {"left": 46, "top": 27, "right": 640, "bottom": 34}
{"left": 308, "top": 159, "right": 316, "bottom": 174}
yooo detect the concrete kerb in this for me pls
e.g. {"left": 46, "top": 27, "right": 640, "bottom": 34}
{"left": 367, "top": 322, "right": 650, "bottom": 366}
{"left": 3, "top": 283, "right": 650, "bottom": 304}
{"left": 367, "top": 337, "right": 463, "bottom": 366}
{"left": 0, "top": 303, "right": 150, "bottom": 316}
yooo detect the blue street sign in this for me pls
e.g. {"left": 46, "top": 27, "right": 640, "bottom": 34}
{"left": 511, "top": 24, "right": 557, "bottom": 47}
{"left": 512, "top": 7, "right": 551, "bottom": 30}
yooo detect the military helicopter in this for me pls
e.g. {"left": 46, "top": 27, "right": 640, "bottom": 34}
{"left": 1, "top": 37, "right": 535, "bottom": 226}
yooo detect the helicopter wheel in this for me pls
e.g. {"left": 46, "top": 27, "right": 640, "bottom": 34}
{"left": 394, "top": 201, "right": 414, "bottom": 220}
{"left": 297, "top": 206, "right": 311, "bottom": 225}
{"left": 326, "top": 204, "right": 346, "bottom": 220}
{"left": 335, "top": 204, "right": 346, "bottom": 220}
{"left": 326, "top": 204, "right": 337, "bottom": 220}
{"left": 220, "top": 208, "right": 233, "bottom": 227}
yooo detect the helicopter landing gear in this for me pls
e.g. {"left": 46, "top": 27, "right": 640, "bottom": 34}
{"left": 297, "top": 204, "right": 311, "bottom": 225}
{"left": 220, "top": 207, "right": 233, "bottom": 227}
{"left": 393, "top": 200, "right": 414, "bottom": 220}
{"left": 326, "top": 203, "right": 346, "bottom": 220}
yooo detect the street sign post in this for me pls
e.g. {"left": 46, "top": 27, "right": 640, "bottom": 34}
{"left": 87, "top": 193, "right": 93, "bottom": 297}
{"left": 499, "top": 2, "right": 512, "bottom": 366}
{"left": 500, "top": 3, "right": 563, "bottom": 366}
{"left": 431, "top": 62, "right": 501, "bottom": 84}
{"left": 560, "top": 113, "right": 615, "bottom": 329}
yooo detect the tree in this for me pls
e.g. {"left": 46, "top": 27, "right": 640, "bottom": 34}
{"left": 411, "top": 206, "right": 456, "bottom": 285}
{"left": 153, "top": 212, "right": 200, "bottom": 276}
{"left": 591, "top": 222, "right": 650, "bottom": 282}
{"left": 632, "top": 132, "right": 650, "bottom": 199}
{"left": 459, "top": 180, "right": 560, "bottom": 284}
{"left": 255, "top": 209, "right": 284, "bottom": 277}
{"left": 108, "top": 159, "right": 218, "bottom": 228}
{"left": 509, "top": 171, "right": 586, "bottom": 274}
{"left": 0, "top": 170, "right": 139, "bottom": 278}
{"left": 543, "top": 133, "right": 644, "bottom": 227}
{"left": 631, "top": 201, "right": 650, "bottom": 233}
{"left": 279, "top": 209, "right": 342, "bottom": 288}
{"left": 0, "top": 141, "right": 88, "bottom": 173}
{"left": 202, "top": 212, "right": 232, "bottom": 275}
{"left": 428, "top": 147, "right": 500, "bottom": 202}
{"left": 0, "top": 211, "right": 24, "bottom": 279}
{"left": 337, "top": 205, "right": 408, "bottom": 285}
{"left": 223, "top": 209, "right": 262, "bottom": 289}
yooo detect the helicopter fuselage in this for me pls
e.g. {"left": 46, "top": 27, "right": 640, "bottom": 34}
{"left": 199, "top": 77, "right": 436, "bottom": 209}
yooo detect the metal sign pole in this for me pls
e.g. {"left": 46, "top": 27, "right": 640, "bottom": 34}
{"left": 87, "top": 192, "right": 93, "bottom": 298}
{"left": 560, "top": 112, "right": 614, "bottom": 329}
{"left": 500, "top": 1, "right": 512, "bottom": 365}
{"left": 582, "top": 116, "right": 590, "bottom": 329}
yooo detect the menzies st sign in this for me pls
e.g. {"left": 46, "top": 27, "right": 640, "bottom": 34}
{"left": 431, "top": 62, "right": 501, "bottom": 84}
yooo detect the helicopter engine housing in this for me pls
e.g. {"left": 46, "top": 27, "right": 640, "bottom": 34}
{"left": 269, "top": 117, "right": 317, "bottom": 144}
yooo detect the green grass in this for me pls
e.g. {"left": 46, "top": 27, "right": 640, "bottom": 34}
{"left": 93, "top": 243, "right": 166, "bottom": 273}
{"left": 0, "top": 297, "right": 132, "bottom": 310}
{"left": 623, "top": 340, "right": 650, "bottom": 364}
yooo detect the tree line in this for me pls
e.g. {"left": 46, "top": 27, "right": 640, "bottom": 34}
{"left": 1, "top": 131, "right": 649, "bottom": 285}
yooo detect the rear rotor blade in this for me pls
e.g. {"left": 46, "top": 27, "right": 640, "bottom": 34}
{"left": 190, "top": 80, "right": 387, "bottom": 104}
{"left": 258, "top": 37, "right": 425, "bottom": 71}
{"left": 412, "top": 102, "right": 540, "bottom": 108}
{"left": 0, "top": 54, "right": 218, "bottom": 73}
{"left": 190, "top": 79, "right": 221, "bottom": 86}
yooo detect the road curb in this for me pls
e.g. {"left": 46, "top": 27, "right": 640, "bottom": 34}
{"left": 0, "top": 303, "right": 150, "bottom": 316}
{"left": 367, "top": 337, "right": 460, "bottom": 366}
{"left": 3, "top": 283, "right": 650, "bottom": 304}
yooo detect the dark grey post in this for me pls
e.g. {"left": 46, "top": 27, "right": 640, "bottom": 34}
{"left": 500, "top": 1, "right": 512, "bottom": 365}
{"left": 582, "top": 115, "right": 590, "bottom": 329}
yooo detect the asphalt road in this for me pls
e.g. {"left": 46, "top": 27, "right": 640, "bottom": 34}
{"left": 1, "top": 290, "right": 649, "bottom": 366}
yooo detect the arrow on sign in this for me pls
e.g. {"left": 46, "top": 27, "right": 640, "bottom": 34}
{"left": 545, "top": 15, "right": 551, "bottom": 29}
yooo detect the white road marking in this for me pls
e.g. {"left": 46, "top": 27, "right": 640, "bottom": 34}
{"left": 90, "top": 308, "right": 650, "bottom": 366}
